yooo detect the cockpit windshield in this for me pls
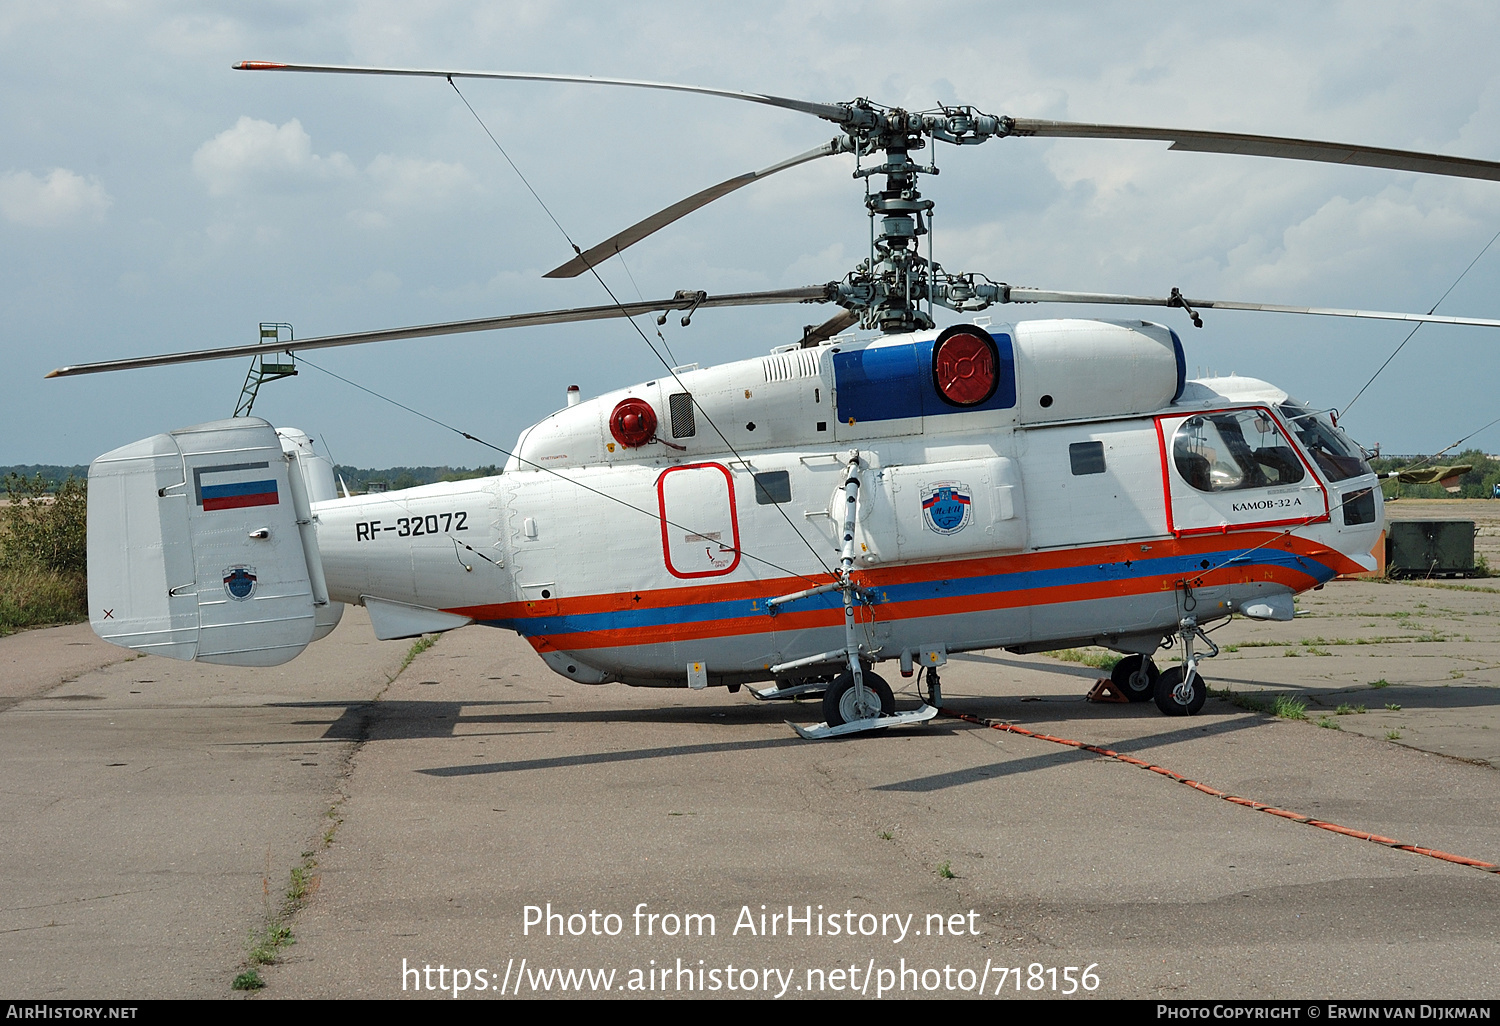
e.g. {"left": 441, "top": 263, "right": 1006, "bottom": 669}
{"left": 1277, "top": 402, "right": 1371, "bottom": 483}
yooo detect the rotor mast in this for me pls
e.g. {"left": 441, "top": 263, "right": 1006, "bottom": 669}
{"left": 831, "top": 104, "right": 1007, "bottom": 333}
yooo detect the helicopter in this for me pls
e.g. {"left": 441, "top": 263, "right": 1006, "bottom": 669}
{"left": 49, "top": 63, "right": 1500, "bottom": 738}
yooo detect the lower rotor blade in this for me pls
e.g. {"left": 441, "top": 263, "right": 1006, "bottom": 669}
{"left": 46, "top": 287, "right": 834, "bottom": 378}
{"left": 545, "top": 140, "right": 844, "bottom": 278}
{"left": 799, "top": 309, "right": 859, "bottom": 347}
{"left": 1004, "top": 288, "right": 1500, "bottom": 329}
{"left": 1005, "top": 119, "right": 1500, "bottom": 182}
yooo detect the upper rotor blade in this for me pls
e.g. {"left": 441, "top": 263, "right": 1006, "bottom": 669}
{"left": 45, "top": 287, "right": 833, "bottom": 378}
{"left": 234, "top": 61, "right": 848, "bottom": 123}
{"left": 1005, "top": 119, "right": 1500, "bottom": 182}
{"left": 545, "top": 140, "right": 844, "bottom": 279}
{"left": 1004, "top": 288, "right": 1500, "bottom": 328}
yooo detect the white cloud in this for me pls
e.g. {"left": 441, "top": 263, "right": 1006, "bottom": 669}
{"left": 192, "top": 116, "right": 355, "bottom": 197}
{"left": 366, "top": 154, "right": 475, "bottom": 209}
{"left": 0, "top": 168, "right": 110, "bottom": 227}
{"left": 192, "top": 120, "right": 478, "bottom": 219}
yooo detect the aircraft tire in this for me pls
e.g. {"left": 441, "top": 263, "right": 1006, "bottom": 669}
{"left": 1111, "top": 654, "right": 1159, "bottom": 702}
{"left": 823, "top": 671, "right": 894, "bottom": 727}
{"left": 1153, "top": 665, "right": 1206, "bottom": 716}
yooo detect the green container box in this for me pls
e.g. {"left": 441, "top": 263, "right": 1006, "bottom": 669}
{"left": 1386, "top": 520, "right": 1477, "bottom": 578}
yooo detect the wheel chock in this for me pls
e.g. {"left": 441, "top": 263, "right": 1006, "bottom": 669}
{"left": 789, "top": 704, "right": 940, "bottom": 739}
{"left": 1086, "top": 678, "right": 1130, "bottom": 703}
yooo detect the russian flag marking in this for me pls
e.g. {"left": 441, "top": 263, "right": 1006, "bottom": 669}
{"left": 201, "top": 479, "right": 279, "bottom": 510}
{"left": 194, "top": 462, "right": 280, "bottom": 511}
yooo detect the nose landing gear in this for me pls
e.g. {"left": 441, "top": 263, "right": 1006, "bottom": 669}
{"left": 1155, "top": 616, "right": 1219, "bottom": 716}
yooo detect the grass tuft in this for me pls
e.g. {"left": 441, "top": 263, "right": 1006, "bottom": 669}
{"left": 397, "top": 635, "right": 438, "bottom": 675}
{"left": 1271, "top": 695, "right": 1308, "bottom": 720}
{"left": 248, "top": 923, "right": 294, "bottom": 966}
{"left": 1040, "top": 648, "right": 1121, "bottom": 671}
{"left": 1316, "top": 716, "right": 1340, "bottom": 730}
{"left": 232, "top": 969, "right": 265, "bottom": 991}
{"left": 937, "top": 861, "right": 956, "bottom": 879}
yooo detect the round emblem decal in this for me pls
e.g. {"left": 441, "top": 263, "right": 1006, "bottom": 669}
{"left": 921, "top": 482, "right": 973, "bottom": 536}
{"left": 223, "top": 565, "right": 258, "bottom": 601}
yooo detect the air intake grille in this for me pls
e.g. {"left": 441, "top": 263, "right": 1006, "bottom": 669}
{"left": 669, "top": 392, "right": 696, "bottom": 438}
{"left": 761, "top": 349, "right": 822, "bottom": 382}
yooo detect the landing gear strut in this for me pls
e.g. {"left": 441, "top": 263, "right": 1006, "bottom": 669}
{"left": 767, "top": 452, "right": 938, "bottom": 739}
{"left": 1155, "top": 616, "right": 1218, "bottom": 716}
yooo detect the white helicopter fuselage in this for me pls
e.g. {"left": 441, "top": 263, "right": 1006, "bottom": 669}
{"left": 300, "top": 317, "right": 1382, "bottom": 689}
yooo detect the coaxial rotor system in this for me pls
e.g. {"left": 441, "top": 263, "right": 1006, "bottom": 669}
{"left": 45, "top": 61, "right": 1500, "bottom": 378}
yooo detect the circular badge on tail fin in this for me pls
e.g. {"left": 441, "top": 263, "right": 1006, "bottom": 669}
{"left": 223, "top": 565, "right": 258, "bottom": 601}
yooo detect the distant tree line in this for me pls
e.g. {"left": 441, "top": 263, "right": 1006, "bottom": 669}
{"left": 0, "top": 464, "right": 503, "bottom": 495}
{"left": 332, "top": 465, "right": 501, "bottom": 493}
{"left": 1372, "top": 449, "right": 1500, "bottom": 500}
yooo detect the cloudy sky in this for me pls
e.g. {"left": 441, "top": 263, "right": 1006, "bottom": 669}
{"left": 5, "top": 1, "right": 1500, "bottom": 469}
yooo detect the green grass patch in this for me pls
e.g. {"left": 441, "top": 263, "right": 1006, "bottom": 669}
{"left": 0, "top": 562, "right": 87, "bottom": 635}
{"left": 248, "top": 923, "right": 294, "bottom": 966}
{"left": 1040, "top": 648, "right": 1120, "bottom": 671}
{"left": 231, "top": 969, "right": 265, "bottom": 991}
{"left": 1386, "top": 729, "right": 1402, "bottom": 740}
{"left": 1369, "top": 679, "right": 1391, "bottom": 688}
{"left": 1316, "top": 716, "right": 1340, "bottom": 730}
{"left": 1385, "top": 703, "right": 1402, "bottom": 711}
{"left": 1271, "top": 695, "right": 1308, "bottom": 720}
{"left": 397, "top": 635, "right": 438, "bottom": 675}
{"left": 1335, "top": 704, "right": 1366, "bottom": 715}
{"left": 0, "top": 474, "right": 88, "bottom": 635}
{"left": 936, "top": 861, "right": 955, "bottom": 880}
{"left": 1390, "top": 579, "right": 1500, "bottom": 595}
{"left": 1209, "top": 686, "right": 1269, "bottom": 714}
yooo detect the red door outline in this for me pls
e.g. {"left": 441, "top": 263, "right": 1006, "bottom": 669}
{"left": 1155, "top": 406, "right": 1329, "bottom": 538}
{"left": 656, "top": 462, "right": 742, "bottom": 579}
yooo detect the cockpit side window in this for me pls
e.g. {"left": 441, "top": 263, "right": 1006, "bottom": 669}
{"left": 1173, "top": 410, "right": 1305, "bottom": 494}
{"left": 1276, "top": 403, "right": 1372, "bottom": 483}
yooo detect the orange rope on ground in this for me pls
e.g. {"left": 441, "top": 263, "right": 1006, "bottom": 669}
{"left": 942, "top": 709, "right": 1500, "bottom": 875}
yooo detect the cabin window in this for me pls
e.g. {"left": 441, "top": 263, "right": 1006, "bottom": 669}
{"left": 753, "top": 471, "right": 791, "bottom": 505}
{"left": 1277, "top": 402, "right": 1371, "bottom": 482}
{"left": 1068, "top": 441, "right": 1106, "bottom": 475}
{"left": 1343, "top": 488, "right": 1377, "bottom": 526}
{"left": 669, "top": 392, "right": 696, "bottom": 438}
{"left": 1173, "top": 410, "right": 1305, "bottom": 493}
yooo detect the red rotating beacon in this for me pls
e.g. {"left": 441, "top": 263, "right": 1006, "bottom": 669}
{"left": 931, "top": 324, "right": 999, "bottom": 406}
{"left": 609, "top": 397, "right": 658, "bottom": 447}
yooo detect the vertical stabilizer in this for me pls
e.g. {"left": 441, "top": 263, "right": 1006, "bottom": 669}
{"left": 88, "top": 418, "right": 319, "bottom": 666}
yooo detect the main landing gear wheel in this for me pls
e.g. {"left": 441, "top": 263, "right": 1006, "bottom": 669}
{"left": 823, "top": 670, "right": 895, "bottom": 727}
{"left": 1111, "top": 654, "right": 1160, "bottom": 703}
{"left": 1153, "top": 665, "right": 1206, "bottom": 716}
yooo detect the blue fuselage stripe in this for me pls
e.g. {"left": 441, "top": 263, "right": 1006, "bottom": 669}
{"left": 482, "top": 546, "right": 1336, "bottom": 637}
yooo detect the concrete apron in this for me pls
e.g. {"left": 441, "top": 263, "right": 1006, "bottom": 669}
{"left": 1, "top": 572, "right": 1497, "bottom": 1000}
